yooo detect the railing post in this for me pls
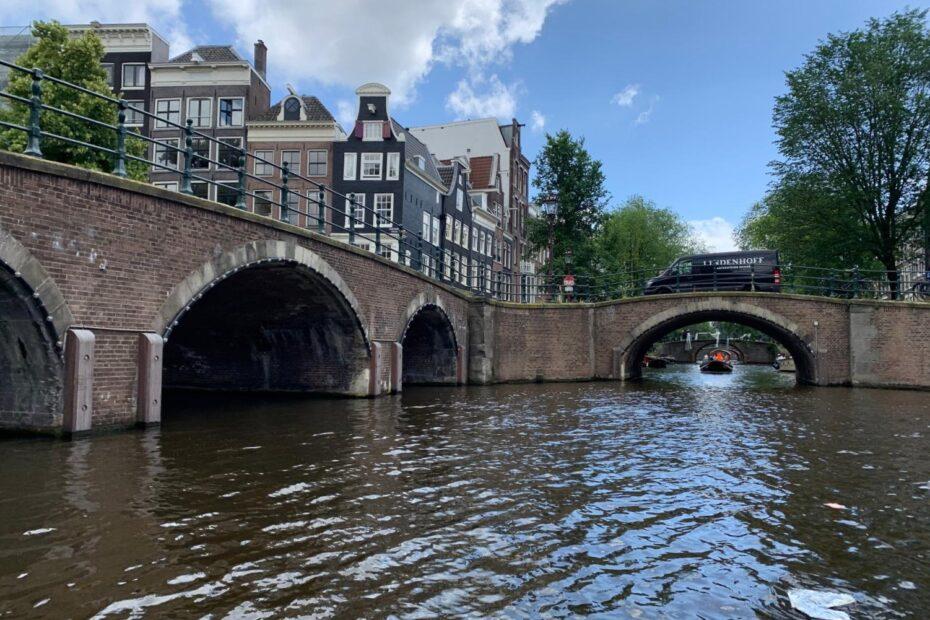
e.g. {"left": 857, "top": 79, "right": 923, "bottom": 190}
{"left": 180, "top": 118, "right": 193, "bottom": 194}
{"left": 24, "top": 69, "right": 43, "bottom": 157}
{"left": 750, "top": 264, "right": 755, "bottom": 292}
{"left": 375, "top": 209, "right": 382, "bottom": 257}
{"left": 317, "top": 184, "right": 326, "bottom": 234}
{"left": 852, "top": 266, "right": 861, "bottom": 298}
{"left": 348, "top": 196, "right": 356, "bottom": 245}
{"left": 235, "top": 150, "right": 247, "bottom": 210}
{"left": 280, "top": 161, "right": 290, "bottom": 223}
{"left": 416, "top": 233, "right": 423, "bottom": 272}
{"left": 113, "top": 99, "right": 128, "bottom": 177}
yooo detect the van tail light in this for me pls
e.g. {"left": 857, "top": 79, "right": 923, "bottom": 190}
{"left": 773, "top": 267, "right": 782, "bottom": 284}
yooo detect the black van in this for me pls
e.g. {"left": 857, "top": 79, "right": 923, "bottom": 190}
{"left": 643, "top": 250, "right": 781, "bottom": 295}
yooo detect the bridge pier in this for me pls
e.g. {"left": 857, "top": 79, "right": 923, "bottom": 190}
{"left": 136, "top": 333, "right": 163, "bottom": 426}
{"left": 63, "top": 329, "right": 94, "bottom": 434}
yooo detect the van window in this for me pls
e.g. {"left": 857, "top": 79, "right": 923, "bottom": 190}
{"left": 675, "top": 260, "right": 692, "bottom": 275}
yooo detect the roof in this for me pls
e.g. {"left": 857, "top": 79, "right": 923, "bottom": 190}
{"left": 469, "top": 155, "right": 495, "bottom": 189}
{"left": 437, "top": 164, "right": 454, "bottom": 187}
{"left": 391, "top": 119, "right": 444, "bottom": 187}
{"left": 169, "top": 45, "right": 242, "bottom": 63}
{"left": 253, "top": 95, "right": 336, "bottom": 123}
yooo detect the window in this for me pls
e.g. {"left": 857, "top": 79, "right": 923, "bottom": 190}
{"left": 154, "top": 99, "right": 180, "bottom": 128}
{"left": 124, "top": 101, "right": 144, "bottom": 127}
{"left": 190, "top": 182, "right": 209, "bottom": 200}
{"left": 285, "top": 191, "right": 301, "bottom": 219}
{"left": 216, "top": 183, "right": 238, "bottom": 207}
{"left": 253, "top": 190, "right": 272, "bottom": 216}
{"left": 190, "top": 137, "right": 210, "bottom": 170}
{"left": 483, "top": 232, "right": 491, "bottom": 256}
{"left": 444, "top": 250, "right": 452, "bottom": 279}
{"left": 361, "top": 153, "right": 382, "bottom": 180}
{"left": 121, "top": 63, "right": 145, "bottom": 89}
{"left": 374, "top": 193, "right": 393, "bottom": 227}
{"left": 674, "top": 260, "right": 692, "bottom": 275}
{"left": 343, "top": 152, "right": 357, "bottom": 180}
{"left": 154, "top": 181, "right": 177, "bottom": 192}
{"left": 216, "top": 138, "right": 242, "bottom": 169}
{"left": 445, "top": 217, "right": 453, "bottom": 241}
{"left": 187, "top": 98, "right": 212, "bottom": 128}
{"left": 307, "top": 189, "right": 325, "bottom": 226}
{"left": 363, "top": 121, "right": 382, "bottom": 141}
{"left": 283, "top": 97, "right": 301, "bottom": 121}
{"left": 462, "top": 224, "right": 469, "bottom": 250}
{"left": 456, "top": 189, "right": 463, "bottom": 210}
{"left": 422, "top": 212, "right": 431, "bottom": 242}
{"left": 472, "top": 227, "right": 479, "bottom": 251}
{"left": 414, "top": 155, "right": 425, "bottom": 170}
{"left": 280, "top": 150, "right": 300, "bottom": 174}
{"left": 218, "top": 97, "right": 244, "bottom": 127}
{"left": 346, "top": 193, "right": 365, "bottom": 227}
{"left": 453, "top": 219, "right": 461, "bottom": 245}
{"left": 102, "top": 63, "right": 114, "bottom": 87}
{"left": 386, "top": 152, "right": 400, "bottom": 180}
{"left": 254, "top": 150, "right": 274, "bottom": 176}
{"left": 432, "top": 216, "right": 440, "bottom": 248}
{"left": 154, "top": 139, "right": 179, "bottom": 170}
{"left": 308, "top": 150, "right": 327, "bottom": 176}
{"left": 379, "top": 244, "right": 394, "bottom": 261}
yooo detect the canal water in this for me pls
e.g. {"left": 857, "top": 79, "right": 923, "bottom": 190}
{"left": 1, "top": 365, "right": 928, "bottom": 618}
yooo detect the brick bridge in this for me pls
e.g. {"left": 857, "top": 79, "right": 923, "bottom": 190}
{"left": 655, "top": 339, "right": 778, "bottom": 364}
{"left": 2, "top": 152, "right": 929, "bottom": 434}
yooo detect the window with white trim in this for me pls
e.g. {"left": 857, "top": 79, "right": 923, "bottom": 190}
{"left": 102, "top": 63, "right": 114, "bottom": 87}
{"left": 218, "top": 97, "right": 244, "bottom": 127}
{"left": 154, "top": 99, "right": 180, "bottom": 128}
{"left": 121, "top": 63, "right": 145, "bottom": 89}
{"left": 307, "top": 189, "right": 324, "bottom": 226}
{"left": 445, "top": 217, "right": 453, "bottom": 241}
{"left": 361, "top": 153, "right": 382, "bottom": 180}
{"left": 363, "top": 121, "right": 382, "bottom": 141}
{"left": 343, "top": 152, "right": 357, "bottom": 180}
{"left": 443, "top": 250, "right": 452, "bottom": 279}
{"left": 431, "top": 216, "right": 441, "bottom": 248}
{"left": 422, "top": 212, "right": 431, "bottom": 242}
{"left": 456, "top": 188, "right": 463, "bottom": 210}
{"left": 187, "top": 97, "right": 212, "bottom": 128}
{"left": 218, "top": 137, "right": 242, "bottom": 169}
{"left": 285, "top": 191, "right": 301, "bottom": 219}
{"left": 124, "top": 100, "right": 144, "bottom": 127}
{"left": 374, "top": 193, "right": 393, "bottom": 227}
{"left": 386, "top": 152, "right": 400, "bottom": 180}
{"left": 216, "top": 183, "right": 238, "bottom": 207}
{"left": 472, "top": 226, "right": 479, "bottom": 251}
{"left": 190, "top": 181, "right": 209, "bottom": 200}
{"left": 190, "top": 138, "right": 210, "bottom": 170}
{"left": 462, "top": 224, "right": 469, "bottom": 250}
{"left": 254, "top": 150, "right": 274, "bottom": 176}
{"left": 281, "top": 150, "right": 300, "bottom": 173}
{"left": 154, "top": 139, "right": 179, "bottom": 170}
{"left": 253, "top": 190, "right": 272, "bottom": 216}
{"left": 346, "top": 193, "right": 365, "bottom": 227}
{"left": 453, "top": 219, "right": 461, "bottom": 246}
{"left": 308, "top": 150, "right": 327, "bottom": 176}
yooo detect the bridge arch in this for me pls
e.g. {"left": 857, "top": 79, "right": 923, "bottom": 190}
{"left": 691, "top": 340, "right": 746, "bottom": 363}
{"left": 0, "top": 227, "right": 72, "bottom": 430}
{"left": 615, "top": 299, "right": 816, "bottom": 384}
{"left": 399, "top": 294, "right": 459, "bottom": 385}
{"left": 157, "top": 241, "right": 372, "bottom": 397}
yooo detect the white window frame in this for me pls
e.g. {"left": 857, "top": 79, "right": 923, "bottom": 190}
{"left": 472, "top": 226, "right": 479, "bottom": 251}
{"left": 462, "top": 224, "right": 469, "bottom": 250}
{"left": 217, "top": 96, "right": 245, "bottom": 127}
{"left": 422, "top": 211, "right": 431, "bottom": 242}
{"left": 373, "top": 193, "right": 393, "bottom": 227}
{"left": 346, "top": 193, "right": 366, "bottom": 228}
{"left": 101, "top": 63, "right": 114, "bottom": 88}
{"left": 217, "top": 137, "right": 243, "bottom": 170}
{"left": 307, "top": 189, "right": 325, "bottom": 226}
{"left": 363, "top": 121, "right": 383, "bottom": 141}
{"left": 216, "top": 182, "right": 239, "bottom": 207}
{"left": 456, "top": 188, "right": 464, "bottom": 211}
{"left": 121, "top": 63, "right": 145, "bottom": 90}
{"left": 124, "top": 100, "right": 144, "bottom": 127}
{"left": 307, "top": 149, "right": 327, "bottom": 177}
{"left": 444, "top": 250, "right": 452, "bottom": 279}
{"left": 361, "top": 153, "right": 383, "bottom": 180}
{"left": 386, "top": 152, "right": 400, "bottom": 180}
{"left": 190, "top": 137, "right": 211, "bottom": 170}
{"left": 445, "top": 217, "right": 453, "bottom": 241}
{"left": 254, "top": 150, "right": 274, "bottom": 176}
{"left": 154, "top": 138, "right": 179, "bottom": 170}
{"left": 186, "top": 97, "right": 212, "bottom": 128}
{"left": 190, "top": 181, "right": 209, "bottom": 200}
{"left": 253, "top": 190, "right": 273, "bottom": 216}
{"left": 431, "top": 216, "right": 440, "bottom": 248}
{"left": 280, "top": 150, "right": 301, "bottom": 174}
{"left": 453, "top": 219, "right": 461, "bottom": 246}
{"left": 343, "top": 152, "right": 357, "bottom": 181}
{"left": 154, "top": 98, "right": 181, "bottom": 129}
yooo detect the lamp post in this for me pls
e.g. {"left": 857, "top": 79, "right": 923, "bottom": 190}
{"left": 563, "top": 247, "right": 574, "bottom": 301}
{"left": 540, "top": 194, "right": 559, "bottom": 300}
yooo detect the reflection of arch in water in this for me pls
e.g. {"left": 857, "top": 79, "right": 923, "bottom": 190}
{"left": 0, "top": 227, "right": 72, "bottom": 430}
{"left": 158, "top": 242, "right": 371, "bottom": 397}
{"left": 615, "top": 302, "right": 815, "bottom": 384}
{"left": 400, "top": 302, "right": 459, "bottom": 385}
{"left": 692, "top": 341, "right": 746, "bottom": 363}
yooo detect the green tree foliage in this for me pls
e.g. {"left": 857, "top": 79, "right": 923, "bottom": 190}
{"left": 770, "top": 9, "right": 930, "bottom": 292}
{"left": 0, "top": 21, "right": 148, "bottom": 180}
{"left": 527, "top": 130, "right": 609, "bottom": 276}
{"left": 737, "top": 173, "right": 880, "bottom": 269}
{"left": 596, "top": 195, "right": 704, "bottom": 276}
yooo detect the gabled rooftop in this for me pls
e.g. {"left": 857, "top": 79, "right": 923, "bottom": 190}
{"left": 169, "top": 45, "right": 243, "bottom": 64}
{"left": 253, "top": 95, "right": 336, "bottom": 123}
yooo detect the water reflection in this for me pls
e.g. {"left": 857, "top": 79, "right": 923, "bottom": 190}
{"left": 0, "top": 365, "right": 927, "bottom": 617}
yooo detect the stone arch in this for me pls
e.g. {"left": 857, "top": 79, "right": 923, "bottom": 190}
{"left": 691, "top": 341, "right": 746, "bottom": 363}
{"left": 615, "top": 299, "right": 816, "bottom": 384}
{"left": 156, "top": 240, "right": 372, "bottom": 397}
{"left": 399, "top": 294, "right": 460, "bottom": 385}
{"left": 0, "top": 226, "right": 73, "bottom": 430}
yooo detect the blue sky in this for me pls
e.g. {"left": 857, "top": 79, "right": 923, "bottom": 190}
{"left": 3, "top": 0, "right": 929, "bottom": 249}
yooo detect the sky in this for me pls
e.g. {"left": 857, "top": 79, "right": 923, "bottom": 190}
{"left": 3, "top": 0, "right": 929, "bottom": 251}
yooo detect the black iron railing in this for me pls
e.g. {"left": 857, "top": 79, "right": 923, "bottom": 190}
{"left": 1, "top": 58, "right": 928, "bottom": 304}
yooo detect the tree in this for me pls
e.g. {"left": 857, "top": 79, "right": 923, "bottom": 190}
{"left": 772, "top": 9, "right": 930, "bottom": 295}
{"left": 526, "top": 130, "right": 609, "bottom": 277}
{"left": 596, "top": 195, "right": 703, "bottom": 276}
{"left": 0, "top": 21, "right": 147, "bottom": 180}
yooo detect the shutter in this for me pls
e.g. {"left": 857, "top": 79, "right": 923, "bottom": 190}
{"left": 354, "top": 122, "right": 363, "bottom": 139}
{"left": 383, "top": 121, "right": 392, "bottom": 139}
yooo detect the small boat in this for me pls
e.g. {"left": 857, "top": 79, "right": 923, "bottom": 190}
{"left": 642, "top": 355, "right": 668, "bottom": 368}
{"left": 773, "top": 354, "right": 796, "bottom": 373}
{"left": 700, "top": 349, "right": 733, "bottom": 373}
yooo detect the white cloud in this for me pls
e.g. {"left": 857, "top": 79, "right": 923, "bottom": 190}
{"left": 0, "top": 0, "right": 192, "bottom": 53}
{"left": 689, "top": 217, "right": 738, "bottom": 252}
{"left": 530, "top": 109, "right": 546, "bottom": 132}
{"left": 446, "top": 74, "right": 518, "bottom": 120}
{"left": 611, "top": 83, "right": 640, "bottom": 107}
{"left": 335, "top": 100, "right": 356, "bottom": 131}
{"left": 635, "top": 107, "right": 653, "bottom": 125}
{"left": 205, "top": 0, "right": 563, "bottom": 106}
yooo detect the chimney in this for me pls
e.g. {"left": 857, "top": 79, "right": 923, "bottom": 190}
{"left": 254, "top": 40, "right": 267, "bottom": 79}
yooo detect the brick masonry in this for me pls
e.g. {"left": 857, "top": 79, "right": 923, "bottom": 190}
{"left": 1, "top": 151, "right": 929, "bottom": 434}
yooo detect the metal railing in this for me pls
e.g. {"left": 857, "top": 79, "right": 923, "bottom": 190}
{"left": 1, "top": 58, "right": 928, "bottom": 305}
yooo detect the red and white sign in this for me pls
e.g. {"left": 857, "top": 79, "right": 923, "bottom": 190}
{"left": 563, "top": 275, "right": 575, "bottom": 291}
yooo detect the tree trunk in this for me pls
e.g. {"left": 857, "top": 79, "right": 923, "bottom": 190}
{"left": 882, "top": 257, "right": 900, "bottom": 300}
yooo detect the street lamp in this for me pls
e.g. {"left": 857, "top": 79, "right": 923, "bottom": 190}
{"left": 539, "top": 194, "right": 559, "bottom": 299}
{"left": 563, "top": 247, "right": 574, "bottom": 302}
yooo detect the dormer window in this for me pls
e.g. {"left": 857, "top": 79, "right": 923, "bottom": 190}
{"left": 283, "top": 97, "right": 301, "bottom": 121}
{"left": 363, "top": 121, "right": 383, "bottom": 141}
{"left": 414, "top": 155, "right": 425, "bottom": 170}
